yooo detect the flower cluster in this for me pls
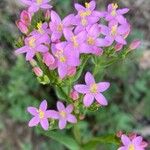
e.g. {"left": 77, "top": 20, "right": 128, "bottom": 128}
{"left": 15, "top": 0, "right": 134, "bottom": 79}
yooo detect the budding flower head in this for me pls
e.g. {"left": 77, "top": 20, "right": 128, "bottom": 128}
{"left": 33, "top": 67, "right": 43, "bottom": 77}
{"left": 70, "top": 90, "right": 79, "bottom": 101}
{"left": 16, "top": 20, "right": 28, "bottom": 34}
{"left": 129, "top": 40, "right": 141, "bottom": 50}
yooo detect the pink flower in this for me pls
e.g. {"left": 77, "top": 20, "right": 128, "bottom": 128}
{"left": 33, "top": 67, "right": 43, "bottom": 77}
{"left": 74, "top": 1, "right": 103, "bottom": 28}
{"left": 74, "top": 72, "right": 110, "bottom": 107}
{"left": 15, "top": 34, "right": 49, "bottom": 61}
{"left": 49, "top": 101, "right": 77, "bottom": 129}
{"left": 118, "top": 134, "right": 148, "bottom": 150}
{"left": 129, "top": 40, "right": 141, "bottom": 50}
{"left": 21, "top": 0, "right": 52, "bottom": 13}
{"left": 27, "top": 100, "right": 56, "bottom": 130}
{"left": 50, "top": 11, "right": 75, "bottom": 42}
{"left": 80, "top": 24, "right": 106, "bottom": 55}
{"left": 105, "top": 3, "right": 129, "bottom": 24}
{"left": 100, "top": 21, "right": 130, "bottom": 45}
{"left": 52, "top": 42, "right": 80, "bottom": 78}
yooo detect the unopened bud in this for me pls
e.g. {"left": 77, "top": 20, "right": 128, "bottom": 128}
{"left": 43, "top": 52, "right": 55, "bottom": 67}
{"left": 20, "top": 10, "right": 31, "bottom": 26}
{"left": 45, "top": 10, "right": 51, "bottom": 21}
{"left": 33, "top": 67, "right": 43, "bottom": 77}
{"left": 70, "top": 90, "right": 79, "bottom": 100}
{"left": 129, "top": 40, "right": 141, "bottom": 50}
{"left": 67, "top": 67, "right": 76, "bottom": 77}
{"left": 115, "top": 43, "right": 123, "bottom": 51}
{"left": 16, "top": 20, "right": 28, "bottom": 34}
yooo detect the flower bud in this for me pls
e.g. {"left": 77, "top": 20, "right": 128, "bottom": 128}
{"left": 30, "top": 59, "right": 37, "bottom": 67}
{"left": 115, "top": 43, "right": 123, "bottom": 51}
{"left": 67, "top": 67, "right": 76, "bottom": 77}
{"left": 129, "top": 40, "right": 141, "bottom": 50}
{"left": 43, "top": 52, "right": 55, "bottom": 67}
{"left": 70, "top": 90, "right": 79, "bottom": 100}
{"left": 20, "top": 10, "right": 31, "bottom": 26}
{"left": 33, "top": 67, "right": 43, "bottom": 77}
{"left": 45, "top": 10, "right": 51, "bottom": 21}
{"left": 79, "top": 115, "right": 85, "bottom": 120}
{"left": 116, "top": 131, "right": 123, "bottom": 138}
{"left": 16, "top": 20, "right": 28, "bottom": 34}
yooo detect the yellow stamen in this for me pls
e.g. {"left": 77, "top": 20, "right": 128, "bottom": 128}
{"left": 38, "top": 109, "right": 44, "bottom": 119}
{"left": 57, "top": 24, "right": 63, "bottom": 32}
{"left": 85, "top": 2, "right": 90, "bottom": 8}
{"left": 112, "top": 3, "right": 118, "bottom": 9}
{"left": 55, "top": 50, "right": 66, "bottom": 63}
{"left": 36, "top": 0, "right": 43, "bottom": 4}
{"left": 60, "top": 111, "right": 66, "bottom": 118}
{"left": 87, "top": 37, "right": 95, "bottom": 45}
{"left": 29, "top": 37, "right": 36, "bottom": 48}
{"left": 128, "top": 144, "right": 135, "bottom": 150}
{"left": 111, "top": 10, "right": 116, "bottom": 16}
{"left": 90, "top": 83, "right": 98, "bottom": 93}
{"left": 71, "top": 36, "right": 79, "bottom": 47}
{"left": 81, "top": 18, "right": 87, "bottom": 26}
{"left": 111, "top": 25, "right": 117, "bottom": 36}
{"left": 37, "top": 22, "right": 44, "bottom": 34}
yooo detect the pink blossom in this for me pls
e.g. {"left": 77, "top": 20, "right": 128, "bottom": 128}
{"left": 27, "top": 100, "right": 56, "bottom": 130}
{"left": 33, "top": 67, "right": 43, "bottom": 77}
{"left": 50, "top": 11, "right": 75, "bottom": 42}
{"left": 118, "top": 134, "right": 148, "bottom": 150}
{"left": 48, "top": 101, "right": 77, "bottom": 129}
{"left": 21, "top": 0, "right": 52, "bottom": 13}
{"left": 129, "top": 40, "right": 141, "bottom": 50}
{"left": 74, "top": 72, "right": 110, "bottom": 107}
{"left": 105, "top": 3, "right": 129, "bottom": 24}
{"left": 15, "top": 34, "right": 49, "bottom": 61}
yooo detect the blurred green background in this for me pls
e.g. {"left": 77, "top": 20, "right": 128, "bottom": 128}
{"left": 0, "top": 0, "right": 150, "bottom": 149}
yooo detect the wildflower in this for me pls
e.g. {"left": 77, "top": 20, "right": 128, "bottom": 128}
{"left": 21, "top": 0, "right": 52, "bottom": 13}
{"left": 100, "top": 21, "right": 130, "bottom": 46}
{"left": 52, "top": 42, "right": 80, "bottom": 78}
{"left": 118, "top": 134, "right": 148, "bottom": 150}
{"left": 63, "top": 28, "right": 86, "bottom": 55}
{"left": 20, "top": 10, "right": 31, "bottom": 26}
{"left": 105, "top": 3, "right": 129, "bottom": 24}
{"left": 74, "top": 72, "right": 110, "bottom": 107}
{"left": 74, "top": 1, "right": 103, "bottom": 28}
{"left": 80, "top": 24, "right": 107, "bottom": 55}
{"left": 129, "top": 40, "right": 141, "bottom": 50}
{"left": 15, "top": 34, "right": 49, "bottom": 61}
{"left": 49, "top": 101, "right": 77, "bottom": 129}
{"left": 33, "top": 67, "right": 43, "bottom": 77}
{"left": 27, "top": 100, "right": 57, "bottom": 130}
{"left": 50, "top": 11, "right": 75, "bottom": 42}
{"left": 70, "top": 90, "right": 79, "bottom": 101}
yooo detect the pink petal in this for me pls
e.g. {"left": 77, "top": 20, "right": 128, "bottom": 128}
{"left": 28, "top": 4, "right": 39, "bottom": 13}
{"left": 51, "top": 32, "right": 62, "bottom": 42}
{"left": 58, "top": 63, "right": 68, "bottom": 79}
{"left": 63, "top": 29, "right": 74, "bottom": 41}
{"left": 45, "top": 110, "right": 59, "bottom": 119}
{"left": 121, "top": 135, "right": 131, "bottom": 145}
{"left": 63, "top": 14, "right": 75, "bottom": 26}
{"left": 56, "top": 42, "right": 67, "bottom": 50}
{"left": 117, "top": 147, "right": 126, "bottom": 150}
{"left": 40, "top": 118, "right": 49, "bottom": 130}
{"left": 132, "top": 136, "right": 143, "bottom": 145}
{"left": 115, "top": 36, "right": 127, "bottom": 45}
{"left": 74, "top": 3, "right": 85, "bottom": 11}
{"left": 89, "top": 0, "right": 96, "bottom": 11}
{"left": 95, "top": 93, "right": 108, "bottom": 106}
{"left": 117, "top": 8, "right": 129, "bottom": 15}
{"left": 89, "top": 24, "right": 100, "bottom": 37}
{"left": 57, "top": 101, "right": 65, "bottom": 111}
{"left": 116, "top": 15, "right": 127, "bottom": 24}
{"left": 26, "top": 51, "right": 35, "bottom": 61}
{"left": 66, "top": 104, "right": 73, "bottom": 113}
{"left": 40, "top": 4, "right": 52, "bottom": 9}
{"left": 59, "top": 119, "right": 67, "bottom": 129}
{"left": 100, "top": 25, "right": 109, "bottom": 35}
{"left": 83, "top": 94, "right": 94, "bottom": 107}
{"left": 28, "top": 116, "right": 40, "bottom": 127}
{"left": 15, "top": 46, "right": 28, "bottom": 55}
{"left": 21, "top": 0, "right": 32, "bottom": 5}
{"left": 36, "top": 45, "right": 49, "bottom": 53}
{"left": 74, "top": 84, "right": 89, "bottom": 94}
{"left": 51, "top": 11, "right": 61, "bottom": 24}
{"left": 27, "top": 107, "right": 38, "bottom": 116}
{"left": 77, "top": 31, "right": 86, "bottom": 43}
{"left": 85, "top": 72, "right": 95, "bottom": 85}
{"left": 67, "top": 114, "right": 77, "bottom": 123}
{"left": 39, "top": 100, "right": 47, "bottom": 111}
{"left": 80, "top": 43, "right": 91, "bottom": 53}
{"left": 97, "top": 82, "right": 110, "bottom": 92}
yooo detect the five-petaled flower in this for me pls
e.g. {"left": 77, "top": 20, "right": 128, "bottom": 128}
{"left": 74, "top": 72, "right": 110, "bottom": 107}
{"left": 118, "top": 134, "right": 148, "bottom": 150}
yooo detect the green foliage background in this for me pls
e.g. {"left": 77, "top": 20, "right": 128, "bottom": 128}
{"left": 0, "top": 0, "right": 150, "bottom": 149}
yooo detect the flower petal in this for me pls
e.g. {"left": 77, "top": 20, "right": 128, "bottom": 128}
{"left": 67, "top": 114, "right": 77, "bottom": 123}
{"left": 51, "top": 10, "right": 61, "bottom": 23}
{"left": 85, "top": 72, "right": 95, "bottom": 85}
{"left": 115, "top": 36, "right": 127, "bottom": 45}
{"left": 28, "top": 116, "right": 40, "bottom": 127}
{"left": 40, "top": 4, "right": 52, "bottom": 9}
{"left": 15, "top": 46, "right": 28, "bottom": 55}
{"left": 59, "top": 119, "right": 67, "bottom": 129}
{"left": 39, "top": 100, "right": 47, "bottom": 111}
{"left": 95, "top": 93, "right": 108, "bottom": 106}
{"left": 63, "top": 29, "right": 74, "bottom": 41}
{"left": 74, "top": 84, "right": 89, "bottom": 94}
{"left": 83, "top": 94, "right": 94, "bottom": 107}
{"left": 27, "top": 107, "right": 38, "bottom": 116}
{"left": 28, "top": 4, "right": 39, "bottom": 13}
{"left": 26, "top": 51, "right": 35, "bottom": 61}
{"left": 132, "top": 136, "right": 143, "bottom": 145}
{"left": 121, "top": 135, "right": 131, "bottom": 145}
{"left": 40, "top": 118, "right": 49, "bottom": 130}
{"left": 66, "top": 104, "right": 73, "bottom": 113}
{"left": 36, "top": 45, "right": 49, "bottom": 53}
{"left": 97, "top": 82, "right": 110, "bottom": 92}
{"left": 45, "top": 110, "right": 59, "bottom": 119}
{"left": 57, "top": 101, "right": 65, "bottom": 111}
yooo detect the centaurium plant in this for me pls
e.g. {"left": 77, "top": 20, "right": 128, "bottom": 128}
{"left": 14, "top": 0, "right": 147, "bottom": 149}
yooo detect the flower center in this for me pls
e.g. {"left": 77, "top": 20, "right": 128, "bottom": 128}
{"left": 85, "top": 2, "right": 90, "bottom": 8}
{"left": 37, "top": 22, "right": 44, "bottom": 34}
{"left": 87, "top": 37, "right": 95, "bottom": 45}
{"left": 111, "top": 10, "right": 116, "bottom": 16}
{"left": 38, "top": 109, "right": 44, "bottom": 119}
{"left": 71, "top": 36, "right": 79, "bottom": 47}
{"left": 36, "top": 0, "right": 43, "bottom": 4}
{"left": 81, "top": 18, "right": 87, "bottom": 26}
{"left": 90, "top": 83, "right": 98, "bottom": 93}
{"left": 128, "top": 144, "right": 135, "bottom": 150}
{"left": 55, "top": 50, "right": 66, "bottom": 63}
{"left": 29, "top": 37, "right": 36, "bottom": 48}
{"left": 60, "top": 111, "right": 66, "bottom": 118}
{"left": 111, "top": 25, "right": 117, "bottom": 36}
{"left": 57, "top": 24, "right": 63, "bottom": 32}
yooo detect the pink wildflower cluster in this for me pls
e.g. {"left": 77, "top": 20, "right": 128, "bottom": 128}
{"left": 118, "top": 133, "right": 148, "bottom": 150}
{"left": 15, "top": 0, "right": 133, "bottom": 79}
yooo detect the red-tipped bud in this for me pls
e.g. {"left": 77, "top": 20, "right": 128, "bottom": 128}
{"left": 20, "top": 10, "right": 31, "bottom": 26}
{"left": 115, "top": 43, "right": 123, "bottom": 51}
{"left": 16, "top": 20, "right": 28, "bottom": 34}
{"left": 45, "top": 10, "right": 51, "bottom": 20}
{"left": 129, "top": 40, "right": 141, "bottom": 50}
{"left": 33, "top": 67, "right": 43, "bottom": 77}
{"left": 70, "top": 90, "right": 79, "bottom": 101}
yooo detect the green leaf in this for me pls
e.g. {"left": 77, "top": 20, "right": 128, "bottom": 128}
{"left": 41, "top": 131, "right": 80, "bottom": 150}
